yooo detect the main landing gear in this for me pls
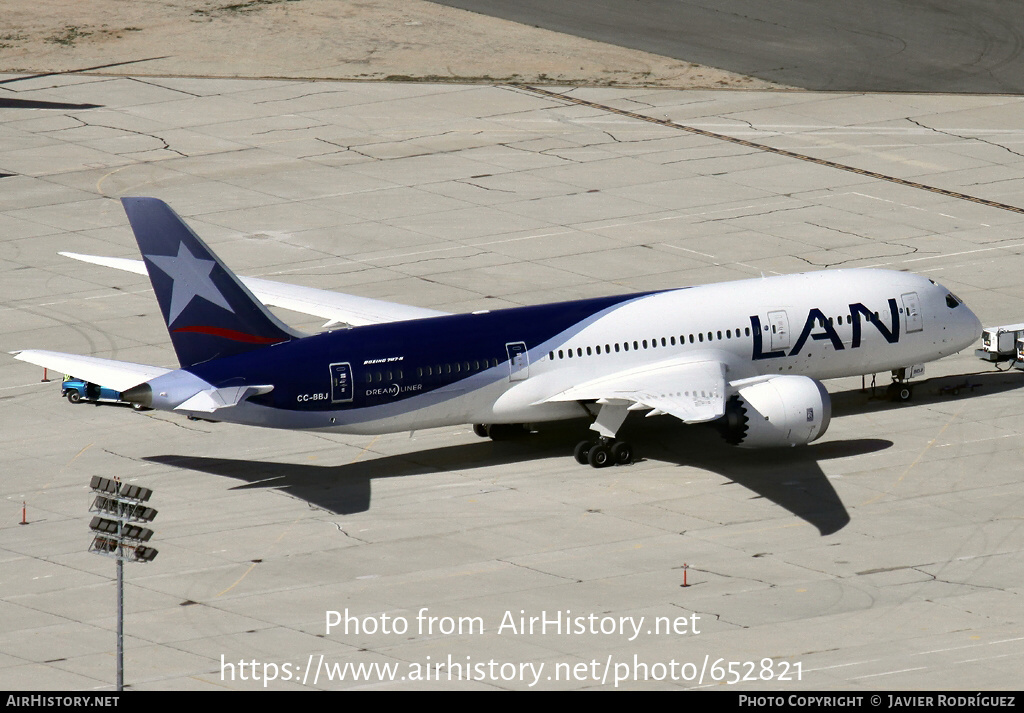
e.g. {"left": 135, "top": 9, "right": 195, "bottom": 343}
{"left": 573, "top": 438, "right": 634, "bottom": 468}
{"left": 474, "top": 399, "right": 637, "bottom": 469}
{"left": 573, "top": 400, "right": 635, "bottom": 468}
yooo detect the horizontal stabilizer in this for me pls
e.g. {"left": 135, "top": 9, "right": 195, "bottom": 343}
{"left": 60, "top": 251, "right": 448, "bottom": 327}
{"left": 11, "top": 350, "right": 171, "bottom": 392}
{"left": 174, "top": 384, "right": 274, "bottom": 413}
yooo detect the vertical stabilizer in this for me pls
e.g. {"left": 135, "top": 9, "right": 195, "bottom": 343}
{"left": 121, "top": 197, "right": 301, "bottom": 368}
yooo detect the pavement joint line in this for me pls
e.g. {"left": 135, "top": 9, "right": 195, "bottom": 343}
{"left": 518, "top": 85, "right": 1024, "bottom": 216}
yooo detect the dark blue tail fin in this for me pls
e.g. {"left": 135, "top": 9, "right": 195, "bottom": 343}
{"left": 121, "top": 197, "right": 302, "bottom": 368}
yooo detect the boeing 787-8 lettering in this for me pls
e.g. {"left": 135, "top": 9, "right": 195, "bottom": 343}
{"left": 12, "top": 198, "right": 982, "bottom": 467}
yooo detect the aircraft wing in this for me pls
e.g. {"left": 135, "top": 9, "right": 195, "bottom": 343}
{"left": 11, "top": 350, "right": 172, "bottom": 392}
{"left": 542, "top": 355, "right": 727, "bottom": 423}
{"left": 59, "top": 252, "right": 449, "bottom": 327}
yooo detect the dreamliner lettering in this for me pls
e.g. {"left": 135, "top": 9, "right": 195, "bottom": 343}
{"left": 365, "top": 383, "right": 423, "bottom": 398}
{"left": 751, "top": 299, "right": 901, "bottom": 360}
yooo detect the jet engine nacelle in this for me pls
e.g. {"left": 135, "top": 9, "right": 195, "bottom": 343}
{"left": 718, "top": 375, "right": 831, "bottom": 448}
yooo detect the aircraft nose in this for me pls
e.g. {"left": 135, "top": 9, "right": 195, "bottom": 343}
{"left": 960, "top": 303, "right": 983, "bottom": 349}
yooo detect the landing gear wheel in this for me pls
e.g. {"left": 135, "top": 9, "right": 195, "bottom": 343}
{"left": 587, "top": 443, "right": 612, "bottom": 468}
{"left": 574, "top": 440, "right": 596, "bottom": 465}
{"left": 887, "top": 382, "right": 913, "bottom": 402}
{"left": 473, "top": 423, "right": 488, "bottom": 438}
{"left": 66, "top": 391, "right": 81, "bottom": 404}
{"left": 611, "top": 440, "right": 634, "bottom": 465}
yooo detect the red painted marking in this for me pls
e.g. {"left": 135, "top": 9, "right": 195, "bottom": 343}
{"left": 172, "top": 326, "right": 287, "bottom": 344}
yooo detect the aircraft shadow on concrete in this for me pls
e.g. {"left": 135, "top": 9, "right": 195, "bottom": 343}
{"left": 143, "top": 437, "right": 574, "bottom": 519}
{"left": 0, "top": 98, "right": 102, "bottom": 110}
{"left": 142, "top": 367, "right": 1024, "bottom": 536}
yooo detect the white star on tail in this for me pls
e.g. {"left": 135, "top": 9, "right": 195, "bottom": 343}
{"left": 145, "top": 242, "right": 234, "bottom": 324}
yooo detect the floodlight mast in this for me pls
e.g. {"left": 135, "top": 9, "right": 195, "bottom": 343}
{"left": 88, "top": 476, "right": 157, "bottom": 691}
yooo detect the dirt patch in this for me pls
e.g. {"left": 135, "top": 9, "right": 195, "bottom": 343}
{"left": 0, "top": 0, "right": 782, "bottom": 89}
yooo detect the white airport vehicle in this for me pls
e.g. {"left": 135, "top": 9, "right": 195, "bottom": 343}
{"left": 976, "top": 323, "right": 1024, "bottom": 361}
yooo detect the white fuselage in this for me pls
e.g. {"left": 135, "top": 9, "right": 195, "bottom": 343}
{"left": 181, "top": 269, "right": 979, "bottom": 435}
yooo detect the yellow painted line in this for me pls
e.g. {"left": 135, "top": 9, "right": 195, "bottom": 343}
{"left": 348, "top": 435, "right": 380, "bottom": 464}
{"left": 860, "top": 407, "right": 962, "bottom": 507}
{"left": 216, "top": 561, "right": 259, "bottom": 598}
{"left": 66, "top": 443, "right": 93, "bottom": 466}
{"left": 96, "top": 165, "right": 132, "bottom": 196}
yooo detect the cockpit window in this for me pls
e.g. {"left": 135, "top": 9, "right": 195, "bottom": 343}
{"left": 946, "top": 293, "right": 962, "bottom": 308}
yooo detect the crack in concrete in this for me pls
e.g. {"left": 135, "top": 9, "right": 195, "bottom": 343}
{"left": 455, "top": 179, "right": 514, "bottom": 193}
{"left": 252, "top": 122, "right": 330, "bottom": 136}
{"left": 128, "top": 76, "right": 203, "bottom": 98}
{"left": 44, "top": 112, "right": 188, "bottom": 158}
{"left": 497, "top": 558, "right": 581, "bottom": 583}
{"left": 907, "top": 117, "right": 1024, "bottom": 160}
{"left": 684, "top": 607, "right": 749, "bottom": 629}
{"left": 331, "top": 521, "right": 369, "bottom": 543}
{"left": 790, "top": 229, "right": 921, "bottom": 268}
{"left": 136, "top": 414, "right": 213, "bottom": 433}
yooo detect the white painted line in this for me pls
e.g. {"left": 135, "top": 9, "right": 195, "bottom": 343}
{"left": 803, "top": 659, "right": 879, "bottom": 672}
{"left": 851, "top": 667, "right": 926, "bottom": 679}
